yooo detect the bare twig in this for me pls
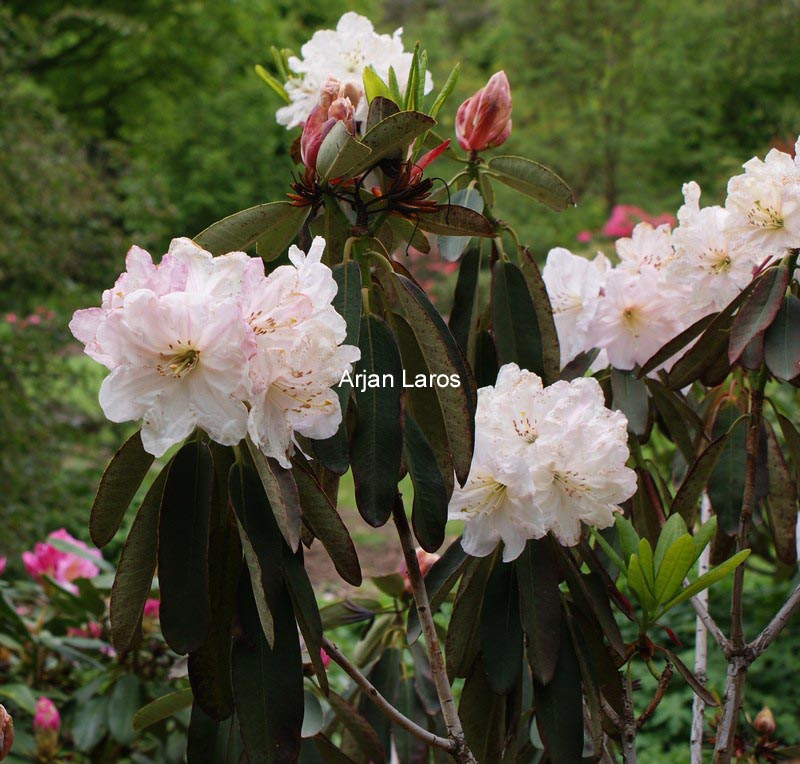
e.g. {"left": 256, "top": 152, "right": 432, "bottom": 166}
{"left": 321, "top": 636, "right": 456, "bottom": 754}
{"left": 620, "top": 676, "right": 637, "bottom": 764}
{"left": 691, "top": 494, "right": 712, "bottom": 764}
{"left": 750, "top": 583, "right": 800, "bottom": 658}
{"left": 392, "top": 502, "right": 476, "bottom": 764}
{"left": 636, "top": 660, "right": 673, "bottom": 730}
{"left": 689, "top": 594, "right": 730, "bottom": 655}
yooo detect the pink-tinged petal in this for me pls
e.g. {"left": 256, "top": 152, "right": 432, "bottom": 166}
{"left": 99, "top": 366, "right": 164, "bottom": 423}
{"left": 140, "top": 390, "right": 198, "bottom": 458}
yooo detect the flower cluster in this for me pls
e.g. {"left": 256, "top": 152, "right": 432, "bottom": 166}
{"left": 22, "top": 529, "right": 102, "bottom": 594}
{"left": 70, "top": 237, "right": 359, "bottom": 463}
{"left": 276, "top": 12, "right": 433, "bottom": 129}
{"left": 449, "top": 364, "right": 636, "bottom": 561}
{"left": 543, "top": 138, "right": 800, "bottom": 372}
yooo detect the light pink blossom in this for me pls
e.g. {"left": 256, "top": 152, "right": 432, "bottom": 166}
{"left": 22, "top": 529, "right": 101, "bottom": 594}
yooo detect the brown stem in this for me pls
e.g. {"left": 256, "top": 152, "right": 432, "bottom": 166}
{"left": 620, "top": 676, "right": 637, "bottom": 764}
{"left": 750, "top": 583, "right": 800, "bottom": 658}
{"left": 636, "top": 661, "right": 673, "bottom": 730}
{"left": 392, "top": 502, "right": 476, "bottom": 764}
{"left": 320, "top": 636, "right": 456, "bottom": 753}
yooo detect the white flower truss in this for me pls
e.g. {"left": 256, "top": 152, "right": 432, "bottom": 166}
{"left": 449, "top": 364, "right": 636, "bottom": 561}
{"left": 276, "top": 12, "right": 433, "bottom": 129}
{"left": 71, "top": 237, "right": 359, "bottom": 462}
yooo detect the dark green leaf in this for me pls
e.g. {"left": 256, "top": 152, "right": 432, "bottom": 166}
{"left": 438, "top": 188, "right": 484, "bottom": 262}
{"left": 188, "top": 522, "right": 241, "bottom": 720}
{"left": 326, "top": 690, "right": 386, "bottom": 764}
{"left": 73, "top": 696, "right": 110, "bottom": 751}
{"left": 459, "top": 658, "right": 507, "bottom": 764}
{"left": 480, "top": 561, "right": 524, "bottom": 694}
{"left": 133, "top": 688, "right": 193, "bottom": 732}
{"left": 517, "top": 539, "right": 562, "bottom": 685}
{"left": 611, "top": 369, "right": 650, "bottom": 437}
{"left": 90, "top": 430, "right": 154, "bottom": 548}
{"left": 775, "top": 411, "right": 800, "bottom": 496}
{"left": 109, "top": 464, "right": 167, "bottom": 652}
{"left": 520, "top": 247, "right": 561, "bottom": 384}
{"left": 233, "top": 573, "right": 303, "bottom": 764}
{"left": 487, "top": 155, "right": 575, "bottom": 211}
{"left": 492, "top": 260, "right": 544, "bottom": 377}
{"left": 765, "top": 295, "right": 800, "bottom": 381}
{"left": 729, "top": 265, "right": 789, "bottom": 363}
{"left": 646, "top": 378, "right": 702, "bottom": 462}
{"left": 404, "top": 415, "right": 448, "bottom": 551}
{"left": 763, "top": 422, "right": 798, "bottom": 565}
{"left": 293, "top": 460, "right": 361, "bottom": 586}
{"left": 661, "top": 648, "right": 717, "bottom": 706}
{"left": 351, "top": 315, "right": 404, "bottom": 526}
{"left": 448, "top": 246, "right": 481, "bottom": 360}
{"left": 316, "top": 121, "right": 373, "bottom": 181}
{"left": 671, "top": 433, "right": 731, "bottom": 525}
{"left": 109, "top": 676, "right": 141, "bottom": 746}
{"left": 194, "top": 201, "right": 308, "bottom": 257}
{"left": 187, "top": 703, "right": 220, "bottom": 763}
{"left": 359, "top": 647, "right": 401, "bottom": 754}
{"left": 707, "top": 405, "right": 748, "bottom": 534}
{"left": 312, "top": 734, "right": 358, "bottom": 763}
{"left": 415, "top": 204, "right": 494, "bottom": 238}
{"left": 246, "top": 438, "right": 302, "bottom": 552}
{"left": 394, "top": 677, "right": 429, "bottom": 763}
{"left": 159, "top": 440, "right": 213, "bottom": 654}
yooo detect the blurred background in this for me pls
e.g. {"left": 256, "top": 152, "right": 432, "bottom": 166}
{"left": 1, "top": 1, "right": 799, "bottom": 756}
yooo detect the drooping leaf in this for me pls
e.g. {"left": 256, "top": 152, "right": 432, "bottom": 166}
{"left": 188, "top": 522, "right": 241, "bottom": 720}
{"left": 671, "top": 433, "right": 731, "bottom": 525}
{"left": 302, "top": 692, "right": 325, "bottom": 739}
{"left": 393, "top": 275, "right": 476, "bottom": 484}
{"left": 232, "top": 574, "right": 303, "bottom": 764}
{"left": 763, "top": 422, "right": 798, "bottom": 565}
{"left": 415, "top": 204, "right": 494, "bottom": 238}
{"left": 351, "top": 315, "right": 404, "bottom": 526}
{"left": 438, "top": 188, "right": 484, "bottom": 262}
{"left": 133, "top": 688, "right": 194, "bottom": 732}
{"left": 661, "top": 648, "right": 717, "bottom": 706}
{"left": 108, "top": 676, "right": 141, "bottom": 746}
{"left": 229, "top": 464, "right": 284, "bottom": 646}
{"left": 487, "top": 155, "right": 575, "bottom": 211}
{"left": 611, "top": 369, "right": 650, "bottom": 437}
{"left": 775, "top": 411, "right": 800, "bottom": 496}
{"left": 394, "top": 677, "right": 429, "bottom": 763}
{"left": 646, "top": 378, "right": 702, "bottom": 462}
{"left": 90, "top": 430, "right": 154, "bottom": 548}
{"left": 359, "top": 647, "right": 401, "bottom": 754}
{"left": 354, "top": 110, "right": 436, "bottom": 173}
{"left": 459, "top": 658, "right": 507, "bottom": 764}
{"left": 194, "top": 202, "right": 308, "bottom": 257}
{"left": 517, "top": 539, "right": 562, "bottom": 685}
{"left": 492, "top": 259, "right": 544, "bottom": 378}
{"left": 707, "top": 405, "right": 748, "bottom": 534}
{"left": 639, "top": 313, "right": 717, "bottom": 378}
{"left": 159, "top": 440, "right": 213, "bottom": 655}
{"left": 246, "top": 438, "right": 302, "bottom": 552}
{"left": 729, "top": 265, "right": 789, "bottom": 363}
{"left": 326, "top": 691, "right": 386, "bottom": 764}
{"left": 764, "top": 295, "right": 800, "bottom": 381}
{"left": 316, "top": 121, "right": 373, "bottom": 181}
{"left": 480, "top": 561, "right": 524, "bottom": 695}
{"left": 292, "top": 459, "right": 361, "bottom": 586}
{"left": 519, "top": 247, "right": 561, "bottom": 384}
{"left": 110, "top": 466, "right": 168, "bottom": 651}
{"left": 448, "top": 246, "right": 482, "bottom": 360}
{"left": 404, "top": 415, "right": 448, "bottom": 551}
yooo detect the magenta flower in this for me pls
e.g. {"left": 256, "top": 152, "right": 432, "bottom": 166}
{"left": 576, "top": 230, "right": 592, "bottom": 243}
{"left": 22, "top": 529, "right": 102, "bottom": 594}
{"left": 602, "top": 205, "right": 676, "bottom": 239}
{"left": 143, "top": 598, "right": 160, "bottom": 618}
{"left": 33, "top": 698, "right": 59, "bottom": 759}
{"left": 0, "top": 557, "right": 6, "bottom": 575}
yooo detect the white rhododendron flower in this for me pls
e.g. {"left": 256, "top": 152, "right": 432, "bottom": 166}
{"left": 542, "top": 247, "right": 607, "bottom": 367}
{"left": 276, "top": 12, "right": 433, "bottom": 129}
{"left": 616, "top": 222, "right": 675, "bottom": 274}
{"left": 667, "top": 181, "right": 760, "bottom": 312}
{"left": 449, "top": 364, "right": 636, "bottom": 560}
{"left": 725, "top": 139, "right": 800, "bottom": 257}
{"left": 71, "top": 236, "right": 359, "bottom": 463}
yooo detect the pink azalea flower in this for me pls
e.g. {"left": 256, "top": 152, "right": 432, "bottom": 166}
{"left": 143, "top": 598, "right": 160, "bottom": 618}
{"left": 320, "top": 648, "right": 331, "bottom": 669}
{"left": 576, "top": 230, "right": 592, "bottom": 243}
{"left": 26, "top": 315, "right": 42, "bottom": 326}
{"left": 0, "top": 557, "right": 6, "bottom": 575}
{"left": 3, "top": 313, "right": 17, "bottom": 325}
{"left": 22, "top": 529, "right": 102, "bottom": 594}
{"left": 33, "top": 698, "right": 59, "bottom": 733}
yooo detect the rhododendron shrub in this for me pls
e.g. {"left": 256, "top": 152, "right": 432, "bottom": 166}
{"left": 70, "top": 13, "right": 800, "bottom": 764}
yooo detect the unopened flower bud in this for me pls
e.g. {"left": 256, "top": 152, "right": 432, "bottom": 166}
{"left": 0, "top": 705, "right": 13, "bottom": 761}
{"left": 753, "top": 707, "right": 776, "bottom": 736}
{"left": 455, "top": 71, "right": 512, "bottom": 153}
{"left": 33, "top": 697, "right": 59, "bottom": 759}
{"left": 301, "top": 77, "right": 357, "bottom": 172}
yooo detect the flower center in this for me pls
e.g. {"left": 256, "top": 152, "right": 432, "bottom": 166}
{"left": 159, "top": 344, "right": 200, "bottom": 378}
{"left": 708, "top": 250, "right": 732, "bottom": 274}
{"left": 748, "top": 200, "right": 784, "bottom": 229}
{"left": 513, "top": 411, "right": 538, "bottom": 443}
{"left": 552, "top": 469, "right": 589, "bottom": 497}
{"left": 462, "top": 478, "right": 508, "bottom": 518}
{"left": 622, "top": 307, "right": 641, "bottom": 338}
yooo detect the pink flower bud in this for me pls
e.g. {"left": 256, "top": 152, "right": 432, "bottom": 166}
{"left": 576, "top": 230, "right": 592, "bottom": 243}
{"left": 301, "top": 78, "right": 357, "bottom": 172}
{"left": 399, "top": 549, "right": 440, "bottom": 593}
{"left": 0, "top": 557, "right": 5, "bottom": 576}
{"left": 753, "top": 706, "right": 776, "bottom": 736}
{"left": 0, "top": 704, "right": 13, "bottom": 761}
{"left": 33, "top": 698, "right": 59, "bottom": 734}
{"left": 320, "top": 648, "right": 331, "bottom": 669}
{"left": 455, "top": 71, "right": 512, "bottom": 153}
{"left": 143, "top": 598, "right": 160, "bottom": 618}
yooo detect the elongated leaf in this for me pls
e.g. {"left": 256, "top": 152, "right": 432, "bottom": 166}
{"left": 187, "top": 703, "right": 220, "bottom": 763}
{"left": 73, "top": 696, "right": 109, "bottom": 751}
{"left": 638, "top": 538, "right": 656, "bottom": 592}
{"left": 448, "top": 245, "right": 481, "bottom": 359}
{"left": 480, "top": 561, "right": 524, "bottom": 694}
{"left": 517, "top": 539, "right": 562, "bottom": 685}
{"left": 354, "top": 110, "right": 435, "bottom": 173}
{"left": 520, "top": 247, "right": 561, "bottom": 384}
{"left": 729, "top": 265, "right": 789, "bottom": 363}
{"left": 654, "top": 514, "right": 688, "bottom": 571}
{"left": 351, "top": 315, "right": 404, "bottom": 526}
{"left": 133, "top": 688, "right": 194, "bottom": 732}
{"left": 326, "top": 691, "right": 386, "bottom": 764}
{"left": 254, "top": 64, "right": 289, "bottom": 102}
{"left": 611, "top": 369, "right": 650, "bottom": 437}
{"left": 654, "top": 534, "right": 695, "bottom": 604}
{"left": 646, "top": 378, "right": 702, "bottom": 462}
{"left": 763, "top": 422, "right": 798, "bottom": 565}
{"left": 393, "top": 274, "right": 476, "bottom": 484}
{"left": 316, "top": 121, "right": 373, "bottom": 181}
{"left": 110, "top": 467, "right": 168, "bottom": 651}
{"left": 639, "top": 313, "right": 717, "bottom": 378}
{"left": 415, "top": 204, "right": 494, "bottom": 238}
{"left": 283, "top": 547, "right": 328, "bottom": 693}
{"left": 429, "top": 62, "right": 460, "bottom": 119}
{"left": 671, "top": 433, "right": 730, "bottom": 525}
{"left": 194, "top": 201, "right": 308, "bottom": 256}
{"left": 188, "top": 522, "right": 241, "bottom": 720}
{"left": 292, "top": 460, "right": 361, "bottom": 585}
{"left": 229, "top": 464, "right": 283, "bottom": 646}
{"left": 627, "top": 555, "right": 657, "bottom": 615}
{"left": 159, "top": 441, "right": 213, "bottom": 654}
{"left": 394, "top": 677, "right": 429, "bottom": 763}
{"left": 775, "top": 411, "right": 800, "bottom": 495}
{"left": 362, "top": 66, "right": 393, "bottom": 103}
{"left": 534, "top": 621, "right": 583, "bottom": 764}
{"left": 108, "top": 676, "right": 141, "bottom": 746}
{"left": 616, "top": 515, "right": 641, "bottom": 567}
{"left": 707, "top": 405, "right": 748, "bottom": 534}
{"left": 492, "top": 259, "right": 544, "bottom": 378}
{"left": 404, "top": 414, "right": 448, "bottom": 551}
{"left": 487, "top": 155, "right": 575, "bottom": 211}
{"left": 246, "top": 438, "right": 302, "bottom": 552}
{"left": 439, "top": 188, "right": 484, "bottom": 262}
{"left": 359, "top": 647, "right": 401, "bottom": 754}
{"left": 764, "top": 295, "right": 800, "bottom": 381}
{"left": 662, "top": 648, "right": 717, "bottom": 706}
{"left": 692, "top": 516, "right": 718, "bottom": 564}
{"left": 459, "top": 658, "right": 507, "bottom": 763}
{"left": 90, "top": 430, "right": 154, "bottom": 548}
{"left": 233, "top": 575, "right": 303, "bottom": 764}
{"left": 661, "top": 550, "right": 750, "bottom": 612}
